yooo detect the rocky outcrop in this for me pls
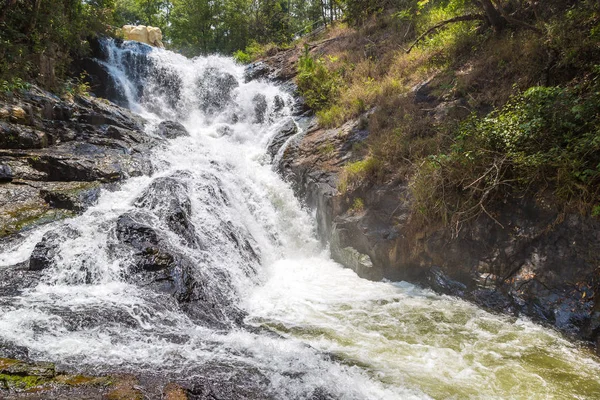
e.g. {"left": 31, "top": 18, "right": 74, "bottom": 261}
{"left": 0, "top": 86, "right": 158, "bottom": 238}
{"left": 279, "top": 102, "right": 600, "bottom": 350}
{"left": 121, "top": 25, "right": 165, "bottom": 48}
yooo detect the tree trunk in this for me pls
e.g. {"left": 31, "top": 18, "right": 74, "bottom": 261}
{"left": 27, "top": 0, "right": 42, "bottom": 33}
{"left": 478, "top": 0, "right": 506, "bottom": 31}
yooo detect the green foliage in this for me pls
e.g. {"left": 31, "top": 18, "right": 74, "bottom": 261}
{"left": 297, "top": 50, "right": 341, "bottom": 111}
{"left": 413, "top": 77, "right": 600, "bottom": 222}
{"left": 62, "top": 73, "right": 92, "bottom": 99}
{"left": 169, "top": 0, "right": 331, "bottom": 56}
{"left": 1, "top": 78, "right": 30, "bottom": 95}
{"left": 338, "top": 157, "right": 382, "bottom": 192}
{"left": 234, "top": 50, "right": 253, "bottom": 64}
{"left": 0, "top": 0, "right": 116, "bottom": 90}
{"left": 350, "top": 197, "right": 365, "bottom": 213}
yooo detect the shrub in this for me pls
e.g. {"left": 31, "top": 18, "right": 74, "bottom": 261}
{"left": 338, "top": 156, "right": 382, "bottom": 193}
{"left": 412, "top": 76, "right": 600, "bottom": 225}
{"left": 296, "top": 49, "right": 341, "bottom": 111}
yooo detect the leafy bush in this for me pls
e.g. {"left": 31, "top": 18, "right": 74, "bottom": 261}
{"left": 233, "top": 50, "right": 252, "bottom": 64}
{"left": 297, "top": 49, "right": 341, "bottom": 111}
{"left": 412, "top": 76, "right": 600, "bottom": 223}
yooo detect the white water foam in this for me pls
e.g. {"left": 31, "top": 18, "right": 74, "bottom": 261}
{"left": 0, "top": 40, "right": 599, "bottom": 399}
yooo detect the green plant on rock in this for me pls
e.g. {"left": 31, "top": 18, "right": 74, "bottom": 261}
{"left": 297, "top": 47, "right": 341, "bottom": 111}
{"left": 338, "top": 156, "right": 382, "bottom": 193}
{"left": 350, "top": 197, "right": 365, "bottom": 213}
{"left": 62, "top": 73, "right": 91, "bottom": 100}
{"left": 1, "top": 78, "right": 30, "bottom": 95}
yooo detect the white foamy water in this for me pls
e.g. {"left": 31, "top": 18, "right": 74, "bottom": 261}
{"left": 0, "top": 40, "right": 599, "bottom": 399}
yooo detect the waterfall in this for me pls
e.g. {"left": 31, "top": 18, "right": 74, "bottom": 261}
{"left": 0, "top": 39, "right": 599, "bottom": 399}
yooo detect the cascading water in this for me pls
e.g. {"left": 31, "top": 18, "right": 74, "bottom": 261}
{"left": 1, "top": 39, "right": 600, "bottom": 399}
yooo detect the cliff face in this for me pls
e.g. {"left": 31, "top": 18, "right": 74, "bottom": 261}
{"left": 259, "top": 46, "right": 600, "bottom": 350}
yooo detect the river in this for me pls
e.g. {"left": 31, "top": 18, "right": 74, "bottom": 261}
{"left": 0, "top": 40, "right": 599, "bottom": 399}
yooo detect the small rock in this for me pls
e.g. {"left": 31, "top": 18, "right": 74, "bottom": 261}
{"left": 10, "top": 106, "right": 27, "bottom": 123}
{"left": 0, "top": 165, "right": 13, "bottom": 183}
{"left": 106, "top": 375, "right": 144, "bottom": 400}
{"left": 253, "top": 93, "right": 268, "bottom": 124}
{"left": 0, "top": 108, "right": 9, "bottom": 120}
{"left": 29, "top": 228, "right": 78, "bottom": 271}
{"left": 274, "top": 95, "right": 285, "bottom": 112}
{"left": 243, "top": 61, "right": 272, "bottom": 82}
{"left": 156, "top": 120, "right": 189, "bottom": 139}
{"left": 267, "top": 119, "right": 298, "bottom": 158}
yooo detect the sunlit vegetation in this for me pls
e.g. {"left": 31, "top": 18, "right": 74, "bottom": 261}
{"left": 293, "top": 0, "right": 600, "bottom": 225}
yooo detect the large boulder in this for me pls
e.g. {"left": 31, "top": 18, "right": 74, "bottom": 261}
{"left": 122, "top": 25, "right": 165, "bottom": 48}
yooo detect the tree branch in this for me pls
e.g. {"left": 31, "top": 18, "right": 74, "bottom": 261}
{"left": 405, "top": 13, "right": 486, "bottom": 54}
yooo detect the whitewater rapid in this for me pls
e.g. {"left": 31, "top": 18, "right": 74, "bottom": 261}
{"left": 0, "top": 40, "right": 600, "bottom": 399}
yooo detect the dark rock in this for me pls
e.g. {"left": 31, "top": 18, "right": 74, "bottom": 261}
{"left": 29, "top": 228, "right": 78, "bottom": 271}
{"left": 427, "top": 266, "right": 467, "bottom": 297}
{"left": 412, "top": 79, "right": 436, "bottom": 104}
{"left": 40, "top": 183, "right": 101, "bottom": 212}
{"left": 196, "top": 68, "right": 239, "bottom": 115}
{"left": 115, "top": 213, "right": 173, "bottom": 271}
{"left": 0, "top": 122, "right": 49, "bottom": 149}
{"left": 267, "top": 119, "right": 298, "bottom": 158}
{"left": 273, "top": 95, "right": 285, "bottom": 112}
{"left": 156, "top": 120, "right": 189, "bottom": 139}
{"left": 135, "top": 175, "right": 201, "bottom": 249}
{"left": 253, "top": 94, "right": 268, "bottom": 124}
{"left": 0, "top": 341, "right": 30, "bottom": 360}
{"left": 244, "top": 61, "right": 272, "bottom": 82}
{"left": 0, "top": 84, "right": 156, "bottom": 238}
{"left": 115, "top": 211, "right": 245, "bottom": 328}
{"left": 79, "top": 58, "right": 128, "bottom": 107}
{"left": 0, "top": 164, "right": 13, "bottom": 183}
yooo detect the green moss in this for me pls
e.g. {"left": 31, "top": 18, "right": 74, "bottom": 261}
{"left": 1, "top": 205, "right": 76, "bottom": 238}
{"left": 0, "top": 373, "right": 49, "bottom": 390}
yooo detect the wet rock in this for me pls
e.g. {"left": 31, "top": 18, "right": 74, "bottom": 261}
{"left": 0, "top": 122, "right": 49, "bottom": 149}
{"left": 253, "top": 93, "right": 268, "bottom": 124}
{"left": 0, "top": 342, "right": 30, "bottom": 361}
{"left": 115, "top": 211, "right": 245, "bottom": 327}
{"left": 0, "top": 165, "right": 13, "bottom": 183}
{"left": 0, "top": 358, "right": 56, "bottom": 379}
{"left": 244, "top": 61, "right": 272, "bottom": 82}
{"left": 163, "top": 383, "right": 188, "bottom": 400}
{"left": 427, "top": 266, "right": 467, "bottom": 297}
{"left": 40, "top": 182, "right": 101, "bottom": 212}
{"left": 105, "top": 375, "right": 144, "bottom": 400}
{"left": 156, "top": 120, "right": 189, "bottom": 139}
{"left": 273, "top": 95, "right": 285, "bottom": 112}
{"left": 10, "top": 107, "right": 28, "bottom": 124}
{"left": 29, "top": 228, "right": 78, "bottom": 271}
{"left": 0, "top": 84, "right": 155, "bottom": 240}
{"left": 196, "top": 68, "right": 239, "bottom": 115}
{"left": 135, "top": 175, "right": 201, "bottom": 249}
{"left": 267, "top": 119, "right": 297, "bottom": 158}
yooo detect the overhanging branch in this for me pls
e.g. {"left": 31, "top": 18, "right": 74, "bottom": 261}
{"left": 405, "top": 13, "right": 486, "bottom": 54}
